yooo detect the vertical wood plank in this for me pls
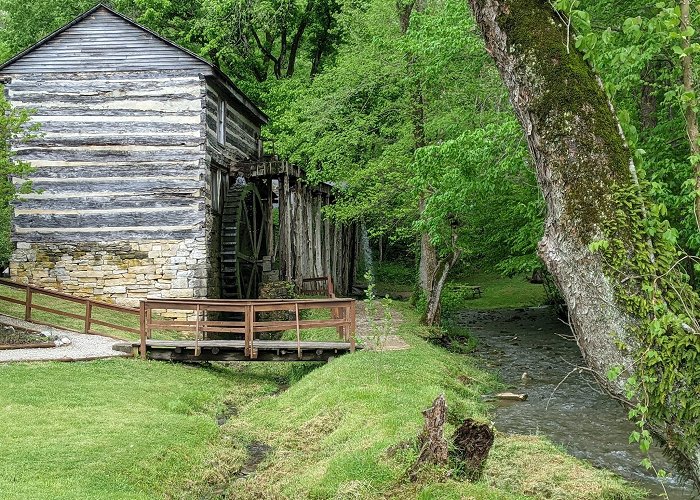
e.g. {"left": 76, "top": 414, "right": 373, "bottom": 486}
{"left": 25, "top": 286, "right": 33, "bottom": 322}
{"left": 278, "top": 175, "right": 287, "bottom": 279}
{"left": 323, "top": 194, "right": 331, "bottom": 277}
{"left": 314, "top": 195, "right": 323, "bottom": 278}
{"left": 84, "top": 300, "right": 92, "bottom": 334}
{"left": 349, "top": 300, "right": 357, "bottom": 352}
{"left": 139, "top": 300, "right": 146, "bottom": 360}
{"left": 266, "top": 179, "right": 275, "bottom": 259}
{"left": 194, "top": 304, "right": 201, "bottom": 356}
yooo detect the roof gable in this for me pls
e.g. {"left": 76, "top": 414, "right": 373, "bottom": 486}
{"left": 0, "top": 5, "right": 212, "bottom": 74}
{"left": 0, "top": 4, "right": 268, "bottom": 124}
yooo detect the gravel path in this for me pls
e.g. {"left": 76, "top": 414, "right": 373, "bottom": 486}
{"left": 355, "top": 302, "right": 410, "bottom": 351}
{"left": 0, "top": 314, "right": 129, "bottom": 363}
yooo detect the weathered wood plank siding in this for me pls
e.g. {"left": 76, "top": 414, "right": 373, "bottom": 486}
{"left": 0, "top": 9, "right": 213, "bottom": 243}
{"left": 204, "top": 79, "right": 261, "bottom": 161}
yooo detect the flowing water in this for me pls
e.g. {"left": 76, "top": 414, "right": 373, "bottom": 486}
{"left": 454, "top": 307, "right": 696, "bottom": 499}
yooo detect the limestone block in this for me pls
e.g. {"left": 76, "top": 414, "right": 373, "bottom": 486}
{"left": 163, "top": 288, "right": 194, "bottom": 298}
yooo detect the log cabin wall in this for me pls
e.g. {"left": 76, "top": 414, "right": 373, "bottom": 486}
{"left": 0, "top": 5, "right": 266, "bottom": 308}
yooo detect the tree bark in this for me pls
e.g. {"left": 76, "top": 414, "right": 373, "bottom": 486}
{"left": 468, "top": 0, "right": 700, "bottom": 487}
{"left": 398, "top": 0, "right": 437, "bottom": 299}
{"left": 680, "top": 0, "right": 700, "bottom": 230}
{"left": 418, "top": 197, "right": 438, "bottom": 295}
{"left": 425, "top": 242, "right": 460, "bottom": 326}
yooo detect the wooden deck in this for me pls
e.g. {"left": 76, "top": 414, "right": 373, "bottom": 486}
{"left": 113, "top": 339, "right": 356, "bottom": 362}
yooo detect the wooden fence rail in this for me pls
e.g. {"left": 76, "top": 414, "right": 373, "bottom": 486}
{"left": 140, "top": 297, "right": 356, "bottom": 360}
{"left": 300, "top": 275, "right": 335, "bottom": 298}
{"left": 0, "top": 278, "right": 356, "bottom": 362}
{"left": 0, "top": 278, "right": 140, "bottom": 337}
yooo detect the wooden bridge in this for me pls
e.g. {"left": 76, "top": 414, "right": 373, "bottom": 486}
{"left": 116, "top": 296, "right": 356, "bottom": 362}
{"left": 0, "top": 278, "right": 358, "bottom": 363}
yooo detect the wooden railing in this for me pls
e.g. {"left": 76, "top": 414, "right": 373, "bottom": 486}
{"left": 300, "top": 275, "right": 335, "bottom": 298}
{"left": 140, "top": 297, "right": 356, "bottom": 360}
{"left": 0, "top": 278, "right": 357, "bottom": 361}
{"left": 0, "top": 278, "right": 140, "bottom": 337}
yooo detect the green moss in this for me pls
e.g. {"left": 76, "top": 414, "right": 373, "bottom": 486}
{"left": 497, "top": 0, "right": 632, "bottom": 239}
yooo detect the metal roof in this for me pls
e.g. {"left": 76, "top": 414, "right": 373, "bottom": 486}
{"left": 0, "top": 3, "right": 269, "bottom": 124}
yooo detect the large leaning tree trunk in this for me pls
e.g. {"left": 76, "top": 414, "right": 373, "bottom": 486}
{"left": 468, "top": 0, "right": 700, "bottom": 488}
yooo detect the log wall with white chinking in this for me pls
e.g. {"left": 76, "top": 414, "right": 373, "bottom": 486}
{"left": 0, "top": 6, "right": 217, "bottom": 307}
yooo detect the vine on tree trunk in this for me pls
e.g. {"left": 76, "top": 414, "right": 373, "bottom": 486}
{"left": 592, "top": 181, "right": 700, "bottom": 479}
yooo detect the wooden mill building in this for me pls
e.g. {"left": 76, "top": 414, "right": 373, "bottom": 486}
{"left": 0, "top": 4, "right": 356, "bottom": 307}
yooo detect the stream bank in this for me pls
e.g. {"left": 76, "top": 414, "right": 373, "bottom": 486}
{"left": 454, "top": 307, "right": 695, "bottom": 499}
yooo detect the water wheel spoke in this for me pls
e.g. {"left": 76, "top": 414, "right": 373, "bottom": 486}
{"left": 220, "top": 180, "right": 269, "bottom": 299}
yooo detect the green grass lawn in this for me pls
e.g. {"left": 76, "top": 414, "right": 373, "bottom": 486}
{"left": 444, "top": 271, "right": 546, "bottom": 310}
{"left": 0, "top": 359, "right": 288, "bottom": 499}
{"left": 370, "top": 261, "right": 546, "bottom": 311}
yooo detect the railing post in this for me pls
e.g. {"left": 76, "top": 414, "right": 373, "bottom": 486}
{"left": 245, "top": 304, "right": 257, "bottom": 359}
{"left": 349, "top": 300, "right": 356, "bottom": 352}
{"left": 139, "top": 301, "right": 146, "bottom": 360}
{"left": 84, "top": 300, "right": 92, "bottom": 334}
{"left": 295, "top": 303, "right": 302, "bottom": 360}
{"left": 194, "top": 304, "right": 201, "bottom": 357}
{"left": 24, "top": 285, "right": 32, "bottom": 322}
{"left": 250, "top": 304, "right": 257, "bottom": 359}
{"left": 327, "top": 275, "right": 335, "bottom": 298}
{"left": 147, "top": 308, "right": 153, "bottom": 339}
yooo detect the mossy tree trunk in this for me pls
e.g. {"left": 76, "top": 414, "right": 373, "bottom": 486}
{"left": 680, "top": 0, "right": 700, "bottom": 231}
{"left": 425, "top": 232, "right": 460, "bottom": 326}
{"left": 468, "top": 0, "right": 700, "bottom": 487}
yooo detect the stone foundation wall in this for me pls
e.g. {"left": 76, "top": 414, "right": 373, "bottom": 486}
{"left": 10, "top": 239, "right": 209, "bottom": 308}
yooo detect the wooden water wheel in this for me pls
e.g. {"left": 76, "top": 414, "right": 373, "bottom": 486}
{"left": 221, "top": 181, "right": 269, "bottom": 299}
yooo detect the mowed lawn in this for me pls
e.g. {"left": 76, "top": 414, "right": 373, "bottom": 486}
{"left": 0, "top": 359, "right": 283, "bottom": 499}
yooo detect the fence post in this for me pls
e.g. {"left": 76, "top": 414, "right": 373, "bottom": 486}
{"left": 249, "top": 304, "right": 257, "bottom": 359}
{"left": 327, "top": 275, "right": 335, "bottom": 298}
{"left": 194, "top": 304, "right": 201, "bottom": 357}
{"left": 147, "top": 308, "right": 153, "bottom": 339}
{"left": 349, "top": 300, "right": 356, "bottom": 352}
{"left": 24, "top": 285, "right": 32, "bottom": 322}
{"left": 84, "top": 300, "right": 92, "bottom": 334}
{"left": 244, "top": 304, "right": 252, "bottom": 357}
{"left": 139, "top": 301, "right": 146, "bottom": 360}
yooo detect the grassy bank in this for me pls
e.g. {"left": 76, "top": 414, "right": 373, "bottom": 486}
{"left": 185, "top": 303, "right": 644, "bottom": 499}
{"left": 0, "top": 274, "right": 643, "bottom": 499}
{"left": 0, "top": 359, "right": 291, "bottom": 498}
{"left": 370, "top": 262, "right": 547, "bottom": 311}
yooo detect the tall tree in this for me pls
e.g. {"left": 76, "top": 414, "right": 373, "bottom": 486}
{"left": 679, "top": 0, "right": 700, "bottom": 230}
{"left": 468, "top": 0, "right": 700, "bottom": 488}
{"left": 198, "top": 0, "right": 342, "bottom": 82}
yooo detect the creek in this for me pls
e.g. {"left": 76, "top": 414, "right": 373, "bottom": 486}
{"left": 454, "top": 307, "right": 695, "bottom": 499}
